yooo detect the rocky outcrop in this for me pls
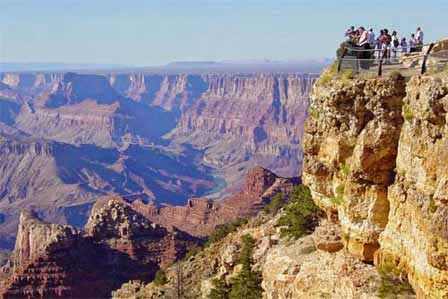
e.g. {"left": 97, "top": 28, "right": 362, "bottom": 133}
{"left": 303, "top": 75, "right": 406, "bottom": 261}
{"left": 376, "top": 75, "right": 448, "bottom": 299}
{"left": 134, "top": 167, "right": 299, "bottom": 237}
{"left": 113, "top": 211, "right": 399, "bottom": 299}
{"left": 0, "top": 198, "right": 195, "bottom": 298}
{"left": 303, "top": 69, "right": 448, "bottom": 298}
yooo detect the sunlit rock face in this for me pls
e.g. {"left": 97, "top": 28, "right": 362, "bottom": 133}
{"left": 303, "top": 75, "right": 406, "bottom": 261}
{"left": 377, "top": 76, "right": 448, "bottom": 299}
{"left": 303, "top": 69, "right": 448, "bottom": 298}
{"left": 0, "top": 199, "right": 195, "bottom": 299}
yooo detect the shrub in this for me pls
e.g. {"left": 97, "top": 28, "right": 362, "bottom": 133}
{"left": 276, "top": 185, "right": 321, "bottom": 239}
{"left": 402, "top": 104, "right": 414, "bottom": 121}
{"left": 208, "top": 277, "right": 230, "bottom": 299}
{"left": 263, "top": 192, "right": 285, "bottom": 215}
{"left": 342, "top": 69, "right": 354, "bottom": 80}
{"left": 153, "top": 269, "right": 168, "bottom": 286}
{"left": 340, "top": 162, "right": 350, "bottom": 177}
{"left": 205, "top": 218, "right": 249, "bottom": 246}
{"left": 309, "top": 109, "right": 320, "bottom": 120}
{"left": 229, "top": 235, "right": 263, "bottom": 299}
{"left": 389, "top": 71, "right": 404, "bottom": 81}
{"left": 378, "top": 273, "right": 414, "bottom": 298}
{"left": 330, "top": 184, "right": 345, "bottom": 206}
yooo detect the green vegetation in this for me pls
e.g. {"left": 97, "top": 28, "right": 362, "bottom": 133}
{"left": 429, "top": 196, "right": 437, "bottom": 213}
{"left": 377, "top": 258, "right": 414, "bottom": 298}
{"left": 340, "top": 162, "right": 350, "bottom": 177}
{"left": 300, "top": 245, "right": 317, "bottom": 255}
{"left": 183, "top": 245, "right": 203, "bottom": 261}
{"left": 229, "top": 235, "right": 263, "bottom": 299}
{"left": 341, "top": 69, "right": 354, "bottom": 80}
{"left": 310, "top": 108, "right": 320, "bottom": 120}
{"left": 402, "top": 104, "right": 414, "bottom": 121}
{"left": 276, "top": 185, "right": 322, "bottom": 240}
{"left": 153, "top": 269, "right": 168, "bottom": 286}
{"left": 263, "top": 192, "right": 285, "bottom": 215}
{"left": 206, "top": 218, "right": 249, "bottom": 246}
{"left": 208, "top": 277, "right": 230, "bottom": 299}
{"left": 208, "top": 235, "right": 263, "bottom": 299}
{"left": 330, "top": 184, "right": 345, "bottom": 206}
{"left": 378, "top": 272, "right": 415, "bottom": 298}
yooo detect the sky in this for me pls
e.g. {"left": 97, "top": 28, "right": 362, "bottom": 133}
{"left": 0, "top": 0, "right": 447, "bottom": 66}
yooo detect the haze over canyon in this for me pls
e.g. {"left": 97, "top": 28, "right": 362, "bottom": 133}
{"left": 0, "top": 69, "right": 317, "bottom": 250}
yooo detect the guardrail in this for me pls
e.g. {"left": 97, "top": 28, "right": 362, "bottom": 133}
{"left": 337, "top": 41, "right": 440, "bottom": 77}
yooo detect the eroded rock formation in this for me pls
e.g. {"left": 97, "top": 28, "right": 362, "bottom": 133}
{"left": 0, "top": 198, "right": 194, "bottom": 298}
{"left": 303, "top": 71, "right": 448, "bottom": 298}
{"left": 134, "top": 167, "right": 299, "bottom": 237}
{"left": 376, "top": 75, "right": 448, "bottom": 299}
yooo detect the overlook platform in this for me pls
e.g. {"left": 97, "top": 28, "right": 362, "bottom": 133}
{"left": 337, "top": 38, "right": 448, "bottom": 77}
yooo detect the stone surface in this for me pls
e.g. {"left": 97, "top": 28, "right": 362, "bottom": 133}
{"left": 377, "top": 75, "right": 448, "bottom": 299}
{"left": 303, "top": 76, "right": 406, "bottom": 261}
{"left": 0, "top": 198, "right": 195, "bottom": 298}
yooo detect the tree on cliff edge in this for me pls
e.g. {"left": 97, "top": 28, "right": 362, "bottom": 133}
{"left": 229, "top": 234, "right": 263, "bottom": 299}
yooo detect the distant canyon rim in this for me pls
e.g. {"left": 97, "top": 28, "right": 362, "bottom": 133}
{"left": 0, "top": 70, "right": 318, "bottom": 250}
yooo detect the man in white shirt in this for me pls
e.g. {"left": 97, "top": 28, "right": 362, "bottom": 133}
{"left": 358, "top": 27, "right": 369, "bottom": 46}
{"left": 416, "top": 27, "right": 424, "bottom": 45}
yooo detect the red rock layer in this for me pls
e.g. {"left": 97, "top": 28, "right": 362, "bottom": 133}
{"left": 134, "top": 167, "right": 300, "bottom": 237}
{"left": 0, "top": 200, "right": 195, "bottom": 299}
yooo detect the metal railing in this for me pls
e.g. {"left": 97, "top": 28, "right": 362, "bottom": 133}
{"left": 337, "top": 41, "right": 439, "bottom": 76}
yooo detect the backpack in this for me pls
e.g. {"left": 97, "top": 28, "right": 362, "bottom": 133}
{"left": 393, "top": 39, "right": 399, "bottom": 47}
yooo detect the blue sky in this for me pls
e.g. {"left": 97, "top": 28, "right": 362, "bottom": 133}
{"left": 0, "top": 0, "right": 446, "bottom": 66}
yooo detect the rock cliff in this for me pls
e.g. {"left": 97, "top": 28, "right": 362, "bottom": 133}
{"left": 377, "top": 75, "right": 448, "bottom": 299}
{"left": 303, "top": 69, "right": 448, "bottom": 298}
{"left": 135, "top": 167, "right": 299, "bottom": 237}
{"left": 0, "top": 198, "right": 195, "bottom": 298}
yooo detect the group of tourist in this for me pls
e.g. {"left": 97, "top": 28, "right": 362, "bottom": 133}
{"left": 343, "top": 26, "right": 425, "bottom": 66}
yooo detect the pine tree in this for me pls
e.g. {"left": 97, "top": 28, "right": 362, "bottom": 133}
{"left": 208, "top": 277, "right": 230, "bottom": 299}
{"left": 153, "top": 269, "right": 168, "bottom": 286}
{"left": 229, "top": 235, "right": 263, "bottom": 299}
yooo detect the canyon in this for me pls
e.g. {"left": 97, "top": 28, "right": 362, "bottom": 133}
{"left": 0, "top": 167, "right": 295, "bottom": 298}
{"left": 112, "top": 57, "right": 448, "bottom": 299}
{"left": 0, "top": 70, "right": 316, "bottom": 252}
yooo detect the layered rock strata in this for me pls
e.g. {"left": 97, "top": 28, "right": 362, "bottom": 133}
{"left": 303, "top": 75, "right": 406, "bottom": 261}
{"left": 133, "top": 167, "right": 299, "bottom": 237}
{"left": 0, "top": 198, "right": 194, "bottom": 298}
{"left": 377, "top": 75, "right": 448, "bottom": 299}
{"left": 303, "top": 70, "right": 448, "bottom": 298}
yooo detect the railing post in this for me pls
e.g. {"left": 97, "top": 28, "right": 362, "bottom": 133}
{"left": 421, "top": 43, "right": 435, "bottom": 75}
{"left": 337, "top": 47, "right": 348, "bottom": 73}
{"left": 378, "top": 49, "right": 387, "bottom": 77}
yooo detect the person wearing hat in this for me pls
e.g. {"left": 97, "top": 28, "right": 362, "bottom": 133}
{"left": 368, "top": 28, "right": 376, "bottom": 46}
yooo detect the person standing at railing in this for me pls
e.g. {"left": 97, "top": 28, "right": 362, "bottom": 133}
{"left": 416, "top": 27, "right": 424, "bottom": 51}
{"left": 345, "top": 26, "right": 355, "bottom": 40}
{"left": 379, "top": 29, "right": 392, "bottom": 62}
{"left": 409, "top": 34, "right": 417, "bottom": 53}
{"left": 391, "top": 31, "right": 400, "bottom": 61}
{"left": 357, "top": 27, "right": 371, "bottom": 69}
{"left": 368, "top": 28, "right": 376, "bottom": 45}
{"left": 400, "top": 38, "right": 409, "bottom": 54}
{"left": 375, "top": 29, "right": 385, "bottom": 62}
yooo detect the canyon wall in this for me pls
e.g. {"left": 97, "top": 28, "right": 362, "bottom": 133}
{"left": 303, "top": 70, "right": 448, "bottom": 298}
{"left": 0, "top": 199, "right": 194, "bottom": 298}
